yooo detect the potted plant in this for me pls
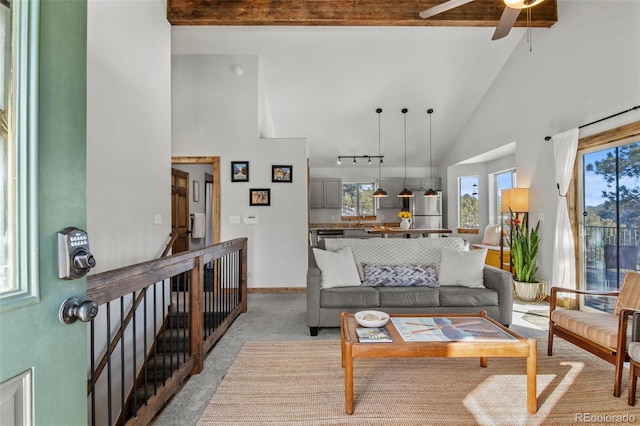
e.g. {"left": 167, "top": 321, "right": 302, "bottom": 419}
{"left": 508, "top": 209, "right": 542, "bottom": 301}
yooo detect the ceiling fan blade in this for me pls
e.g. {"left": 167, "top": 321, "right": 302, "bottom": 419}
{"left": 492, "top": 6, "right": 521, "bottom": 40}
{"left": 419, "top": 0, "right": 476, "bottom": 19}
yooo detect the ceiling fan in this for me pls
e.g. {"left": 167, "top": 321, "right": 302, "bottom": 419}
{"left": 419, "top": 0, "right": 546, "bottom": 41}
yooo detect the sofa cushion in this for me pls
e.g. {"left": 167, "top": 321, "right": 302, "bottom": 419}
{"left": 438, "top": 247, "right": 487, "bottom": 288}
{"left": 362, "top": 264, "right": 439, "bottom": 287}
{"left": 438, "top": 286, "right": 499, "bottom": 307}
{"left": 324, "top": 237, "right": 466, "bottom": 279}
{"left": 312, "top": 247, "right": 361, "bottom": 289}
{"left": 377, "top": 287, "right": 440, "bottom": 307}
{"left": 481, "top": 224, "right": 502, "bottom": 246}
{"left": 320, "top": 286, "right": 379, "bottom": 308}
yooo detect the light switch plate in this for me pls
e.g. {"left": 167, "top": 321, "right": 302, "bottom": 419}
{"left": 230, "top": 215, "right": 241, "bottom": 224}
{"left": 245, "top": 215, "right": 259, "bottom": 225}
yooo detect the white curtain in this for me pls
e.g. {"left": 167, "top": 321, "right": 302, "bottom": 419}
{"left": 552, "top": 128, "right": 579, "bottom": 290}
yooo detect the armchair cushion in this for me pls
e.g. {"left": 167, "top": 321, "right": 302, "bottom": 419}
{"left": 631, "top": 342, "right": 640, "bottom": 363}
{"left": 550, "top": 310, "right": 631, "bottom": 350}
{"left": 615, "top": 272, "right": 640, "bottom": 315}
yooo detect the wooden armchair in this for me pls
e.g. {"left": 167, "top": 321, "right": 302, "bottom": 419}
{"left": 629, "top": 312, "right": 640, "bottom": 405}
{"left": 548, "top": 271, "right": 640, "bottom": 397}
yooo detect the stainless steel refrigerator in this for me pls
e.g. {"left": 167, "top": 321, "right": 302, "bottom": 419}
{"left": 410, "top": 191, "right": 442, "bottom": 229}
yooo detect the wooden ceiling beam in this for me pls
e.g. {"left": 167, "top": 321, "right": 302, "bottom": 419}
{"left": 167, "top": 0, "right": 557, "bottom": 28}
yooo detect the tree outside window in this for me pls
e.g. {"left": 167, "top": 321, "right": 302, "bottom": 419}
{"left": 459, "top": 176, "right": 478, "bottom": 229}
{"left": 342, "top": 183, "right": 374, "bottom": 217}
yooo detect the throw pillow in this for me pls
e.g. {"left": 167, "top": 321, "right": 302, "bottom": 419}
{"left": 362, "top": 264, "right": 439, "bottom": 287}
{"left": 312, "top": 247, "right": 361, "bottom": 289}
{"left": 438, "top": 247, "right": 487, "bottom": 288}
{"left": 481, "top": 224, "right": 502, "bottom": 246}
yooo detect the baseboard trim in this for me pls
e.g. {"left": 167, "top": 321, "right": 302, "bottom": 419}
{"left": 247, "top": 287, "right": 306, "bottom": 294}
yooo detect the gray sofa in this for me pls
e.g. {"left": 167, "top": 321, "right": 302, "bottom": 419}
{"left": 307, "top": 237, "right": 513, "bottom": 336}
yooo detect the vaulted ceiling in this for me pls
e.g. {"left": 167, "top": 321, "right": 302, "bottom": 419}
{"left": 168, "top": 0, "right": 558, "bottom": 168}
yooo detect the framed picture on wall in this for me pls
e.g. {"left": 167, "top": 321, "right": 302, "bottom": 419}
{"left": 231, "top": 161, "right": 249, "bottom": 182}
{"left": 271, "top": 165, "right": 293, "bottom": 183}
{"left": 250, "top": 188, "right": 270, "bottom": 206}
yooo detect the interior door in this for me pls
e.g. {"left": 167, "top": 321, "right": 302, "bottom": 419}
{"left": 0, "top": 1, "right": 89, "bottom": 424}
{"left": 172, "top": 168, "right": 190, "bottom": 254}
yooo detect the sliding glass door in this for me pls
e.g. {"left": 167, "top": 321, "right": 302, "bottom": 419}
{"left": 581, "top": 140, "right": 640, "bottom": 312}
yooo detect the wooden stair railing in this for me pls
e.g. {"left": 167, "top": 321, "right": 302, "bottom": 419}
{"left": 87, "top": 238, "right": 248, "bottom": 426}
{"left": 88, "top": 232, "right": 180, "bottom": 395}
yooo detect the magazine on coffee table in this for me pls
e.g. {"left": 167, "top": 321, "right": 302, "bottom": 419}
{"left": 391, "top": 317, "right": 518, "bottom": 342}
{"left": 356, "top": 327, "right": 393, "bottom": 343}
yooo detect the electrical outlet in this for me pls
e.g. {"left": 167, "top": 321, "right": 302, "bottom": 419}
{"left": 154, "top": 214, "right": 162, "bottom": 225}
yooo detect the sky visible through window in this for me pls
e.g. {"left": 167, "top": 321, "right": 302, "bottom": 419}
{"left": 583, "top": 144, "right": 638, "bottom": 208}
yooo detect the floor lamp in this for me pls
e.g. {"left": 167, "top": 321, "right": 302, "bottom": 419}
{"left": 500, "top": 188, "right": 530, "bottom": 272}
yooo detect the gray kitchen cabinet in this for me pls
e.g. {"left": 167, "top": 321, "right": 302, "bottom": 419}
{"left": 323, "top": 178, "right": 342, "bottom": 208}
{"left": 404, "top": 177, "right": 441, "bottom": 190}
{"left": 310, "top": 178, "right": 342, "bottom": 208}
{"left": 378, "top": 178, "right": 403, "bottom": 208}
{"left": 310, "top": 179, "right": 324, "bottom": 208}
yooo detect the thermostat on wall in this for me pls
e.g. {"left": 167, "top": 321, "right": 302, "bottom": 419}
{"left": 244, "top": 215, "right": 259, "bottom": 225}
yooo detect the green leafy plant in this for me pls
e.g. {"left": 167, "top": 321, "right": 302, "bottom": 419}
{"left": 508, "top": 209, "right": 540, "bottom": 283}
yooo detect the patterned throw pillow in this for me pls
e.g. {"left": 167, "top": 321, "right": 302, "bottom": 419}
{"left": 362, "top": 264, "right": 439, "bottom": 287}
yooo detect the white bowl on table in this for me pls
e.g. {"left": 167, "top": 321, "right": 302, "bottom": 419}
{"left": 355, "top": 310, "right": 390, "bottom": 328}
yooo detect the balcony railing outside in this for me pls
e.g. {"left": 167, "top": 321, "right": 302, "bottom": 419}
{"left": 584, "top": 226, "right": 639, "bottom": 311}
{"left": 86, "top": 238, "right": 247, "bottom": 425}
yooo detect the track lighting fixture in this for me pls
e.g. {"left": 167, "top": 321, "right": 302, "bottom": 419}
{"left": 336, "top": 155, "right": 384, "bottom": 165}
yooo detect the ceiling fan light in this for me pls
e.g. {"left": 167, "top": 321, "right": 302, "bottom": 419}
{"left": 503, "top": 0, "right": 545, "bottom": 9}
{"left": 373, "top": 188, "right": 388, "bottom": 198}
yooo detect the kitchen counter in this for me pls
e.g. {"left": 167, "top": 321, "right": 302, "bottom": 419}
{"left": 309, "top": 222, "right": 398, "bottom": 230}
{"left": 365, "top": 227, "right": 452, "bottom": 237}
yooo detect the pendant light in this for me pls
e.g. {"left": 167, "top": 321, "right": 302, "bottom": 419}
{"left": 372, "top": 108, "right": 388, "bottom": 198}
{"left": 398, "top": 108, "right": 413, "bottom": 198}
{"left": 424, "top": 108, "right": 438, "bottom": 197}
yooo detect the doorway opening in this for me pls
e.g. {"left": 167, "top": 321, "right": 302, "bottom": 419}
{"left": 171, "top": 156, "right": 220, "bottom": 254}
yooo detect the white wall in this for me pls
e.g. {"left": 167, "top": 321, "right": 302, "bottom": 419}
{"left": 86, "top": 1, "right": 172, "bottom": 423}
{"left": 87, "top": 0, "right": 171, "bottom": 271}
{"left": 443, "top": 0, "right": 640, "bottom": 285}
{"left": 171, "top": 54, "right": 308, "bottom": 288}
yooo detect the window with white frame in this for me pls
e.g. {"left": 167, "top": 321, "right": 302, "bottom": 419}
{"left": 342, "top": 182, "right": 375, "bottom": 217}
{"left": 458, "top": 175, "right": 479, "bottom": 230}
{"left": 494, "top": 168, "right": 516, "bottom": 224}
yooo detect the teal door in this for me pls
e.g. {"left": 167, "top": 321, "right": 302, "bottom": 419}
{"left": 0, "top": 1, "right": 88, "bottom": 425}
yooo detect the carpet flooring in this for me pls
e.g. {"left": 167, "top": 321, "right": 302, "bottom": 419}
{"left": 197, "top": 339, "right": 635, "bottom": 426}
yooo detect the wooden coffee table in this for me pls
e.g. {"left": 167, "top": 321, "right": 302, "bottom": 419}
{"left": 340, "top": 311, "right": 537, "bottom": 414}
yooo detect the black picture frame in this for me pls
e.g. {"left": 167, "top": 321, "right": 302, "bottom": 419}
{"left": 249, "top": 188, "right": 271, "bottom": 206}
{"left": 231, "top": 161, "right": 249, "bottom": 182}
{"left": 271, "top": 165, "right": 293, "bottom": 183}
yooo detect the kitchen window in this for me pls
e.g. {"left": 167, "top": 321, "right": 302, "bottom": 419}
{"left": 342, "top": 182, "right": 375, "bottom": 218}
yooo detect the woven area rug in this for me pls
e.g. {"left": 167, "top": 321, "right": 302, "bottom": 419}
{"left": 197, "top": 339, "right": 635, "bottom": 425}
